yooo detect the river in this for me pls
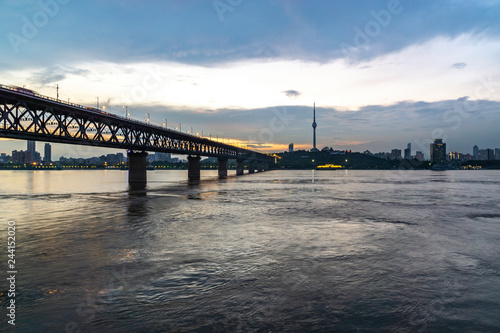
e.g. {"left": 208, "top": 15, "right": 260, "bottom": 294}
{"left": 1, "top": 169, "right": 499, "bottom": 332}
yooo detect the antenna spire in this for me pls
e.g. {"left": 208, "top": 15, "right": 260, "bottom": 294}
{"left": 312, "top": 102, "right": 317, "bottom": 151}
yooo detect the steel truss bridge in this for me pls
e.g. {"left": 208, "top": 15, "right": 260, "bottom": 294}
{"left": 0, "top": 84, "right": 273, "bottom": 183}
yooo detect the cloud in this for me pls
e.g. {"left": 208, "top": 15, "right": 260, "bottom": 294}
{"left": 30, "top": 66, "right": 90, "bottom": 86}
{"left": 452, "top": 62, "right": 467, "bottom": 69}
{"left": 283, "top": 89, "right": 301, "bottom": 97}
{"left": 2, "top": 1, "right": 500, "bottom": 70}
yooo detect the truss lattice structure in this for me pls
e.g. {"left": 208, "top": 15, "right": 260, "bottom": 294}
{"left": 0, "top": 85, "right": 271, "bottom": 161}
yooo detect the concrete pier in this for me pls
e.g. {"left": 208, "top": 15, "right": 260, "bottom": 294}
{"left": 248, "top": 160, "right": 255, "bottom": 174}
{"left": 128, "top": 151, "right": 148, "bottom": 185}
{"left": 188, "top": 155, "right": 201, "bottom": 181}
{"left": 236, "top": 159, "right": 244, "bottom": 176}
{"left": 218, "top": 157, "right": 228, "bottom": 178}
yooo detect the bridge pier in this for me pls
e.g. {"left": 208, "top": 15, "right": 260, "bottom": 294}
{"left": 128, "top": 151, "right": 148, "bottom": 185}
{"left": 236, "top": 159, "right": 244, "bottom": 176}
{"left": 248, "top": 160, "right": 255, "bottom": 174}
{"left": 188, "top": 155, "right": 201, "bottom": 181}
{"left": 218, "top": 157, "right": 228, "bottom": 178}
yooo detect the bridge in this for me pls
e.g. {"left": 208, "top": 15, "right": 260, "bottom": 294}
{"left": 0, "top": 84, "right": 274, "bottom": 185}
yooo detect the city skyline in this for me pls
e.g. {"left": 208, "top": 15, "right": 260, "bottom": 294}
{"left": 1, "top": 1, "right": 499, "bottom": 158}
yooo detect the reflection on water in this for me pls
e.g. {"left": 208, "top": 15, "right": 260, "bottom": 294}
{"left": 1, "top": 170, "right": 500, "bottom": 332}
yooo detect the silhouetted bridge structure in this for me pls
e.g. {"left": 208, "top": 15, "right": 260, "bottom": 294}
{"left": 0, "top": 84, "right": 273, "bottom": 184}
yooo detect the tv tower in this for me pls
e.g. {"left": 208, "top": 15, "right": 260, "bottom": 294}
{"left": 311, "top": 102, "right": 319, "bottom": 152}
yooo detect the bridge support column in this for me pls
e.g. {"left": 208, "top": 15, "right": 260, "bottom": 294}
{"left": 218, "top": 157, "right": 228, "bottom": 178}
{"left": 236, "top": 159, "right": 244, "bottom": 176}
{"left": 128, "top": 151, "right": 148, "bottom": 185}
{"left": 188, "top": 155, "right": 201, "bottom": 181}
{"left": 248, "top": 160, "right": 255, "bottom": 174}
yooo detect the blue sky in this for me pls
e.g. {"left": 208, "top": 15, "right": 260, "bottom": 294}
{"left": 1, "top": 0, "right": 499, "bottom": 159}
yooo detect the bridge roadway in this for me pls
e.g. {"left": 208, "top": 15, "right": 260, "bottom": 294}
{"left": 0, "top": 84, "right": 273, "bottom": 184}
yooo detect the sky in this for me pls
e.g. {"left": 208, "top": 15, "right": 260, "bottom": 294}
{"left": 1, "top": 0, "right": 499, "bottom": 160}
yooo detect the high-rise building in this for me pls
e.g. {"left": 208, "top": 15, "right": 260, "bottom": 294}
{"left": 473, "top": 145, "right": 479, "bottom": 160}
{"left": 311, "top": 103, "right": 319, "bottom": 152}
{"left": 153, "top": 152, "right": 171, "bottom": 162}
{"left": 27, "top": 140, "right": 36, "bottom": 153}
{"left": 288, "top": 143, "right": 294, "bottom": 153}
{"left": 390, "top": 149, "right": 402, "bottom": 160}
{"left": 404, "top": 143, "right": 411, "bottom": 159}
{"left": 478, "top": 149, "right": 488, "bottom": 160}
{"left": 415, "top": 151, "right": 425, "bottom": 161}
{"left": 430, "top": 139, "right": 446, "bottom": 164}
{"left": 495, "top": 148, "right": 500, "bottom": 160}
{"left": 44, "top": 143, "right": 51, "bottom": 164}
{"left": 487, "top": 148, "right": 495, "bottom": 160}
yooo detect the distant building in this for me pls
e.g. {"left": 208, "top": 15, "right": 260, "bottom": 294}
{"left": 390, "top": 149, "right": 402, "bottom": 160}
{"left": 12, "top": 151, "right": 23, "bottom": 164}
{"left": 12, "top": 149, "right": 41, "bottom": 164}
{"left": 374, "top": 152, "right": 390, "bottom": 159}
{"left": 404, "top": 143, "right": 411, "bottom": 159}
{"left": 153, "top": 152, "right": 171, "bottom": 162}
{"left": 415, "top": 151, "right": 425, "bottom": 161}
{"left": 116, "top": 153, "right": 125, "bottom": 163}
{"left": 27, "top": 140, "right": 36, "bottom": 154}
{"left": 477, "top": 149, "right": 494, "bottom": 160}
{"left": 496, "top": 148, "right": 500, "bottom": 160}
{"left": 487, "top": 148, "right": 495, "bottom": 160}
{"left": 448, "top": 151, "right": 464, "bottom": 161}
{"left": 203, "top": 157, "right": 218, "bottom": 163}
{"left": 0, "top": 153, "right": 8, "bottom": 163}
{"left": 430, "top": 139, "right": 446, "bottom": 164}
{"left": 288, "top": 143, "right": 294, "bottom": 153}
{"left": 44, "top": 143, "right": 51, "bottom": 164}
{"left": 473, "top": 145, "right": 479, "bottom": 160}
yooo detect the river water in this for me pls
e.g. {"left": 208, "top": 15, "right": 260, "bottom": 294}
{"left": 1, "top": 169, "right": 500, "bottom": 332}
